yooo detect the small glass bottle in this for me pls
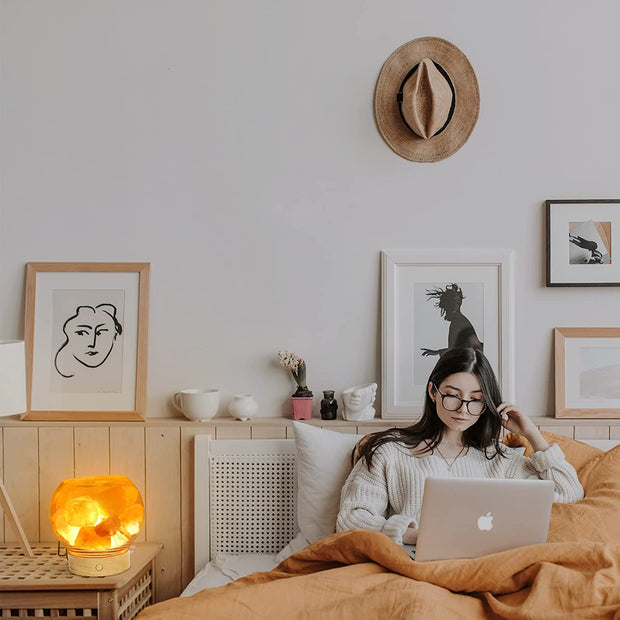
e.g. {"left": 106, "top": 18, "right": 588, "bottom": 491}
{"left": 320, "top": 390, "right": 338, "bottom": 420}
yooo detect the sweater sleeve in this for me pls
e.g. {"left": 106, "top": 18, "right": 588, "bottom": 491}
{"left": 336, "top": 450, "right": 416, "bottom": 543}
{"left": 504, "top": 442, "right": 584, "bottom": 503}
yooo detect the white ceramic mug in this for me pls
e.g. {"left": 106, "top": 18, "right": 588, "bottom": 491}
{"left": 172, "top": 388, "right": 220, "bottom": 421}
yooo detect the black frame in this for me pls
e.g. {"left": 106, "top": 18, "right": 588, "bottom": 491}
{"left": 546, "top": 199, "right": 620, "bottom": 287}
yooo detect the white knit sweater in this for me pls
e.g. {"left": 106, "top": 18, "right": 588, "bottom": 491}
{"left": 336, "top": 442, "right": 584, "bottom": 544}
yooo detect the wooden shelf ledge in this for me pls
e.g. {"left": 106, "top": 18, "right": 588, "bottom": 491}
{"left": 2, "top": 415, "right": 620, "bottom": 427}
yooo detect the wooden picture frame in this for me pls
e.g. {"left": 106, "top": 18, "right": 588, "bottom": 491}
{"left": 555, "top": 327, "right": 620, "bottom": 418}
{"left": 23, "top": 262, "right": 150, "bottom": 421}
{"left": 381, "top": 249, "right": 515, "bottom": 419}
{"left": 546, "top": 199, "right": 620, "bottom": 286}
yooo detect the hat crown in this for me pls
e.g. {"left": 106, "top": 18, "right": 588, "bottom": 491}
{"left": 374, "top": 37, "right": 480, "bottom": 162}
{"left": 400, "top": 58, "right": 453, "bottom": 140}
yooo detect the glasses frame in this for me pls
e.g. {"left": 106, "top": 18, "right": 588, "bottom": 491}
{"left": 432, "top": 384, "right": 486, "bottom": 416}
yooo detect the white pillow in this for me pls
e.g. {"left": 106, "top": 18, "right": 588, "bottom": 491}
{"left": 275, "top": 531, "right": 310, "bottom": 562}
{"left": 292, "top": 421, "right": 364, "bottom": 544}
{"left": 182, "top": 554, "right": 279, "bottom": 596}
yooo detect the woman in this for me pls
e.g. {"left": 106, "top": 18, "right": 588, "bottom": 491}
{"left": 336, "top": 348, "right": 584, "bottom": 545}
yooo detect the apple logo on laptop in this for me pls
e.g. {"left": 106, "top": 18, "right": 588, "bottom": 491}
{"left": 477, "top": 512, "right": 494, "bottom": 531}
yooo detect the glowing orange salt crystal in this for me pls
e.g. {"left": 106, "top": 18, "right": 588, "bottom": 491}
{"left": 50, "top": 475, "right": 144, "bottom": 554}
{"left": 74, "top": 525, "right": 111, "bottom": 551}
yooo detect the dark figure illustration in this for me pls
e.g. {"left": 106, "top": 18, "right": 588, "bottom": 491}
{"left": 54, "top": 304, "right": 123, "bottom": 378}
{"left": 569, "top": 234, "right": 603, "bottom": 264}
{"left": 421, "top": 284, "right": 483, "bottom": 358}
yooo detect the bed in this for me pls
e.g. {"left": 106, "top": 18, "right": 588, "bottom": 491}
{"left": 139, "top": 423, "right": 620, "bottom": 619}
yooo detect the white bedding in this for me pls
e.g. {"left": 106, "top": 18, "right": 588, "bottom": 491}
{"left": 181, "top": 553, "right": 280, "bottom": 597}
{"left": 182, "top": 532, "right": 311, "bottom": 596}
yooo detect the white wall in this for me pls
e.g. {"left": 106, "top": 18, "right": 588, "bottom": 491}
{"left": 2, "top": 0, "right": 619, "bottom": 419}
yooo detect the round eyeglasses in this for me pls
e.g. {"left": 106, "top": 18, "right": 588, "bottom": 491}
{"left": 433, "top": 384, "right": 486, "bottom": 416}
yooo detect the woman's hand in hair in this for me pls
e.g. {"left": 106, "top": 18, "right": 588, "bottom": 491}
{"left": 497, "top": 402, "right": 550, "bottom": 452}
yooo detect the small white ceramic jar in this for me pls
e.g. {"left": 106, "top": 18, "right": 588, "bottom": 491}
{"left": 228, "top": 394, "right": 259, "bottom": 421}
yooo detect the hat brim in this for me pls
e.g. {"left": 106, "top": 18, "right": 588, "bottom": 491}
{"left": 374, "top": 37, "right": 480, "bottom": 163}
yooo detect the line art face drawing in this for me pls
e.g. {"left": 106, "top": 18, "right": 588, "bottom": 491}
{"left": 54, "top": 304, "right": 123, "bottom": 378}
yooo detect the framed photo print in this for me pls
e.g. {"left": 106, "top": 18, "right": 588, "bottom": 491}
{"left": 554, "top": 327, "right": 620, "bottom": 418}
{"left": 546, "top": 199, "right": 620, "bottom": 286}
{"left": 23, "top": 262, "right": 150, "bottom": 421}
{"left": 381, "top": 249, "right": 514, "bottom": 419}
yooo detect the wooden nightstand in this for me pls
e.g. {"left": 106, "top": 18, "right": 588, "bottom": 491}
{"left": 0, "top": 542, "right": 162, "bottom": 619}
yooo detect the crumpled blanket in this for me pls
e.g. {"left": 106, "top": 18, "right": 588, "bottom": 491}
{"left": 137, "top": 529, "right": 620, "bottom": 619}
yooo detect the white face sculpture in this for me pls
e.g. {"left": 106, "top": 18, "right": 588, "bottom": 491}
{"left": 341, "top": 383, "right": 378, "bottom": 421}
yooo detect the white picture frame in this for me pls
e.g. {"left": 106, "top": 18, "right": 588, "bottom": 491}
{"left": 23, "top": 262, "right": 150, "bottom": 421}
{"left": 381, "top": 249, "right": 515, "bottom": 419}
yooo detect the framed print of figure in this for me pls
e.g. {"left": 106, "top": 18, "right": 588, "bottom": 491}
{"left": 381, "top": 249, "right": 514, "bottom": 419}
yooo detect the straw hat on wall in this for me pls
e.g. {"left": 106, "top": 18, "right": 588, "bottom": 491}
{"left": 374, "top": 37, "right": 480, "bottom": 163}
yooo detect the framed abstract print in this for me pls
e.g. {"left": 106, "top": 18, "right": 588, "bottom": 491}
{"left": 22, "top": 262, "right": 150, "bottom": 421}
{"left": 555, "top": 327, "right": 620, "bottom": 418}
{"left": 546, "top": 199, "right": 620, "bottom": 286}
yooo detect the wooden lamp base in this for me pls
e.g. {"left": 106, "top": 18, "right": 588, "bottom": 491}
{"left": 67, "top": 548, "right": 130, "bottom": 576}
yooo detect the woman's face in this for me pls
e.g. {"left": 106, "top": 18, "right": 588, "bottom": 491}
{"left": 64, "top": 308, "right": 118, "bottom": 368}
{"left": 428, "top": 372, "right": 484, "bottom": 434}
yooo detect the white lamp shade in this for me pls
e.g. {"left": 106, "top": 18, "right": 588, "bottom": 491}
{"left": 0, "top": 340, "right": 27, "bottom": 416}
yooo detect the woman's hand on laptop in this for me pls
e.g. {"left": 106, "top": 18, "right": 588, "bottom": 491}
{"left": 402, "top": 525, "right": 418, "bottom": 545}
{"left": 497, "top": 402, "right": 550, "bottom": 453}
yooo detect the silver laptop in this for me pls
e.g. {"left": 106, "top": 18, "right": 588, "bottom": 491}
{"left": 413, "top": 477, "right": 554, "bottom": 562}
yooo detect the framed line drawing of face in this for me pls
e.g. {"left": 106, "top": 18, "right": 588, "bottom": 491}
{"left": 23, "top": 262, "right": 150, "bottom": 421}
{"left": 546, "top": 199, "right": 620, "bottom": 286}
{"left": 381, "top": 249, "right": 515, "bottom": 419}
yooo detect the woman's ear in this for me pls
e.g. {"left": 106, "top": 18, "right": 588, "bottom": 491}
{"left": 427, "top": 382, "right": 436, "bottom": 403}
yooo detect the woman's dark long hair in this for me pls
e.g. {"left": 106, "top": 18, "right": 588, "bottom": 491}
{"left": 360, "top": 348, "right": 505, "bottom": 469}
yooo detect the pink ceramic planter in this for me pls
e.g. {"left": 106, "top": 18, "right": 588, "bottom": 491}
{"left": 291, "top": 397, "right": 313, "bottom": 420}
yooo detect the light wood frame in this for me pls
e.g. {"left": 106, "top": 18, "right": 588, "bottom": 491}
{"left": 381, "top": 249, "right": 515, "bottom": 419}
{"left": 23, "top": 262, "right": 150, "bottom": 421}
{"left": 555, "top": 327, "right": 620, "bottom": 418}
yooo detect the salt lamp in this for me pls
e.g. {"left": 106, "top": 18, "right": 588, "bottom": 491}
{"left": 50, "top": 475, "right": 144, "bottom": 576}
